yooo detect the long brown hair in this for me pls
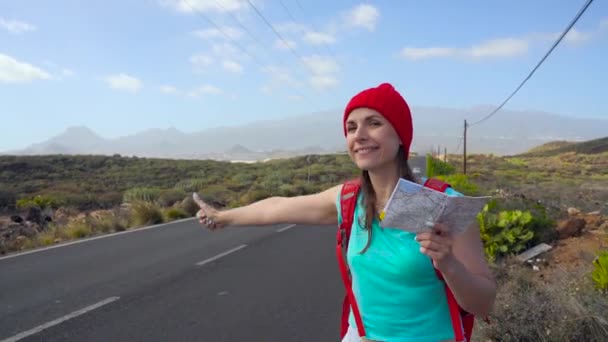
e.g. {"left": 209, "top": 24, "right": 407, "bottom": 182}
{"left": 358, "top": 146, "right": 418, "bottom": 254}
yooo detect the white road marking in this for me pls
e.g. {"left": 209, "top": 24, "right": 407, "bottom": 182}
{"left": 196, "top": 244, "right": 247, "bottom": 266}
{"left": 0, "top": 296, "right": 120, "bottom": 342}
{"left": 276, "top": 224, "right": 296, "bottom": 233}
{"left": 0, "top": 218, "right": 196, "bottom": 262}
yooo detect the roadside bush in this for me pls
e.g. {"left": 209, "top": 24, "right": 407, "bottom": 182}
{"left": 16, "top": 195, "right": 61, "bottom": 210}
{"left": 477, "top": 200, "right": 535, "bottom": 263}
{"left": 592, "top": 251, "right": 608, "bottom": 292}
{"left": 164, "top": 207, "right": 189, "bottom": 221}
{"left": 123, "top": 187, "right": 162, "bottom": 204}
{"left": 426, "top": 154, "right": 456, "bottom": 178}
{"left": 437, "top": 174, "right": 480, "bottom": 196}
{"left": 130, "top": 201, "right": 164, "bottom": 226}
{"left": 157, "top": 189, "right": 186, "bottom": 207}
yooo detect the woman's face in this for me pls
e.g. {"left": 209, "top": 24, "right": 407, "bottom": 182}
{"left": 345, "top": 107, "right": 401, "bottom": 172}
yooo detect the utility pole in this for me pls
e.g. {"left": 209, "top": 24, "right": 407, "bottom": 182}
{"left": 444, "top": 147, "right": 447, "bottom": 162}
{"left": 463, "top": 120, "right": 468, "bottom": 175}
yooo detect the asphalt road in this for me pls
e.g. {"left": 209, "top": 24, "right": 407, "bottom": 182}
{"left": 0, "top": 220, "right": 344, "bottom": 342}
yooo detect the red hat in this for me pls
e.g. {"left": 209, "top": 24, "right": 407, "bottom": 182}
{"left": 343, "top": 83, "right": 413, "bottom": 160}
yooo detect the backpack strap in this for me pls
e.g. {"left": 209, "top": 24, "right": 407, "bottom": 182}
{"left": 336, "top": 179, "right": 366, "bottom": 338}
{"left": 424, "top": 178, "right": 471, "bottom": 342}
{"left": 423, "top": 178, "right": 451, "bottom": 193}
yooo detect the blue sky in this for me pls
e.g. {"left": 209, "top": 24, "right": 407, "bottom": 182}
{"left": 1, "top": 0, "right": 607, "bottom": 151}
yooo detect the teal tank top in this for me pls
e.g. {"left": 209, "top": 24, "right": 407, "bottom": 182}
{"left": 336, "top": 183, "right": 463, "bottom": 341}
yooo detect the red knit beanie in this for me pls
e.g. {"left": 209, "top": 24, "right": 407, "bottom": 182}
{"left": 343, "top": 83, "right": 413, "bottom": 160}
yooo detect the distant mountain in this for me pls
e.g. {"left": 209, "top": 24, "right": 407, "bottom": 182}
{"left": 3, "top": 106, "right": 607, "bottom": 160}
{"left": 19, "top": 126, "right": 108, "bottom": 155}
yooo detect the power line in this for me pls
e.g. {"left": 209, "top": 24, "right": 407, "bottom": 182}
{"left": 278, "top": 0, "right": 326, "bottom": 58}
{"left": 213, "top": 0, "right": 311, "bottom": 82}
{"left": 182, "top": 0, "right": 309, "bottom": 99}
{"left": 290, "top": 0, "right": 339, "bottom": 59}
{"left": 454, "top": 136, "right": 463, "bottom": 153}
{"left": 244, "top": 0, "right": 318, "bottom": 76}
{"left": 468, "top": 0, "right": 594, "bottom": 127}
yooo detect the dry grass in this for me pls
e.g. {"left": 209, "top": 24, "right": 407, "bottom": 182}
{"left": 130, "top": 201, "right": 164, "bottom": 227}
{"left": 474, "top": 257, "right": 608, "bottom": 342}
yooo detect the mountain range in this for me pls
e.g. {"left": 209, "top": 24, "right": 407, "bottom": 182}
{"left": 3, "top": 106, "right": 607, "bottom": 160}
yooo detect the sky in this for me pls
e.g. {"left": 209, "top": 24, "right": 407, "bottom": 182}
{"left": 1, "top": 0, "right": 607, "bottom": 151}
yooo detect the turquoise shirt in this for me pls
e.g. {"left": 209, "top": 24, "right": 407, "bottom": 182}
{"left": 336, "top": 182, "right": 463, "bottom": 341}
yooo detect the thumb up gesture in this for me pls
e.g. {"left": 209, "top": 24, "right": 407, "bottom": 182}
{"left": 193, "top": 192, "right": 224, "bottom": 231}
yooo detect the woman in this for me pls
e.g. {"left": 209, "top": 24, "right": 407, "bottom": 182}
{"left": 194, "top": 83, "right": 496, "bottom": 341}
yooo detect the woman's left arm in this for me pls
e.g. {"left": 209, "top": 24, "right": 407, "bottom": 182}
{"left": 417, "top": 223, "right": 497, "bottom": 317}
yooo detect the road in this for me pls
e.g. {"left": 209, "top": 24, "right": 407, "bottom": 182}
{"left": 409, "top": 155, "right": 427, "bottom": 177}
{"left": 0, "top": 220, "right": 344, "bottom": 341}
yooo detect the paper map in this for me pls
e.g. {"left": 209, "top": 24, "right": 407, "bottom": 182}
{"left": 379, "top": 178, "right": 491, "bottom": 235}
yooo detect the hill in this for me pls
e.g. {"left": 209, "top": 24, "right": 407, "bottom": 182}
{"left": 519, "top": 136, "right": 608, "bottom": 157}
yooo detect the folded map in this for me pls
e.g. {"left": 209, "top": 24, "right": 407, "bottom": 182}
{"left": 379, "top": 178, "right": 491, "bottom": 235}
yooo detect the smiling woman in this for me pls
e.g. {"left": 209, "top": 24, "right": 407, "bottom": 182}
{"left": 191, "top": 82, "right": 496, "bottom": 342}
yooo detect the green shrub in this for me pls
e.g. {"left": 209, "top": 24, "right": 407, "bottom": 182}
{"left": 426, "top": 154, "right": 456, "bottom": 178}
{"left": 16, "top": 195, "right": 61, "bottom": 210}
{"left": 157, "top": 189, "right": 186, "bottom": 207}
{"left": 436, "top": 174, "right": 480, "bottom": 196}
{"left": 180, "top": 197, "right": 200, "bottom": 217}
{"left": 88, "top": 210, "right": 128, "bottom": 233}
{"left": 477, "top": 200, "right": 536, "bottom": 262}
{"left": 164, "top": 207, "right": 189, "bottom": 221}
{"left": 0, "top": 189, "right": 17, "bottom": 209}
{"left": 123, "top": 187, "right": 162, "bottom": 204}
{"left": 592, "top": 251, "right": 608, "bottom": 292}
{"left": 130, "top": 201, "right": 164, "bottom": 226}
{"left": 64, "top": 221, "right": 92, "bottom": 239}
{"left": 174, "top": 179, "right": 207, "bottom": 193}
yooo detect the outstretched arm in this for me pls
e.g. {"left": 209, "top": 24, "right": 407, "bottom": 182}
{"left": 194, "top": 184, "right": 342, "bottom": 228}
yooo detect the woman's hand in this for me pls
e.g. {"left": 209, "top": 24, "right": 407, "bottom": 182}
{"left": 193, "top": 193, "right": 224, "bottom": 231}
{"left": 415, "top": 223, "right": 460, "bottom": 274}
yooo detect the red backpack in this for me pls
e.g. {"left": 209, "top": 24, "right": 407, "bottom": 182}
{"left": 336, "top": 178, "right": 475, "bottom": 341}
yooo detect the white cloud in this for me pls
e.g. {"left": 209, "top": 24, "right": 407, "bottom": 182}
{"left": 62, "top": 68, "right": 75, "bottom": 77}
{"left": 400, "top": 18, "right": 608, "bottom": 62}
{"left": 563, "top": 29, "right": 593, "bottom": 44}
{"left": 400, "top": 47, "right": 457, "bottom": 60}
{"left": 400, "top": 38, "right": 528, "bottom": 61}
{"left": 260, "top": 85, "right": 273, "bottom": 95}
{"left": 303, "top": 31, "right": 336, "bottom": 45}
{"left": 193, "top": 27, "right": 243, "bottom": 40}
{"left": 275, "top": 39, "right": 297, "bottom": 50}
{"left": 301, "top": 55, "right": 339, "bottom": 90}
{"left": 159, "top": 0, "right": 246, "bottom": 13}
{"left": 104, "top": 73, "right": 142, "bottom": 92}
{"left": 263, "top": 66, "right": 295, "bottom": 84}
{"left": 188, "top": 84, "right": 221, "bottom": 97}
{"left": 211, "top": 42, "right": 243, "bottom": 59}
{"left": 310, "top": 75, "right": 338, "bottom": 89}
{"left": 0, "top": 18, "right": 36, "bottom": 33}
{"left": 260, "top": 65, "right": 302, "bottom": 94}
{"left": 470, "top": 38, "right": 528, "bottom": 58}
{"left": 160, "top": 85, "right": 178, "bottom": 94}
{"left": 190, "top": 54, "right": 214, "bottom": 69}
{"left": 0, "top": 53, "right": 51, "bottom": 84}
{"left": 223, "top": 60, "right": 243, "bottom": 73}
{"left": 302, "top": 55, "right": 339, "bottom": 74}
{"left": 343, "top": 4, "right": 379, "bottom": 31}
{"left": 287, "top": 95, "right": 303, "bottom": 101}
